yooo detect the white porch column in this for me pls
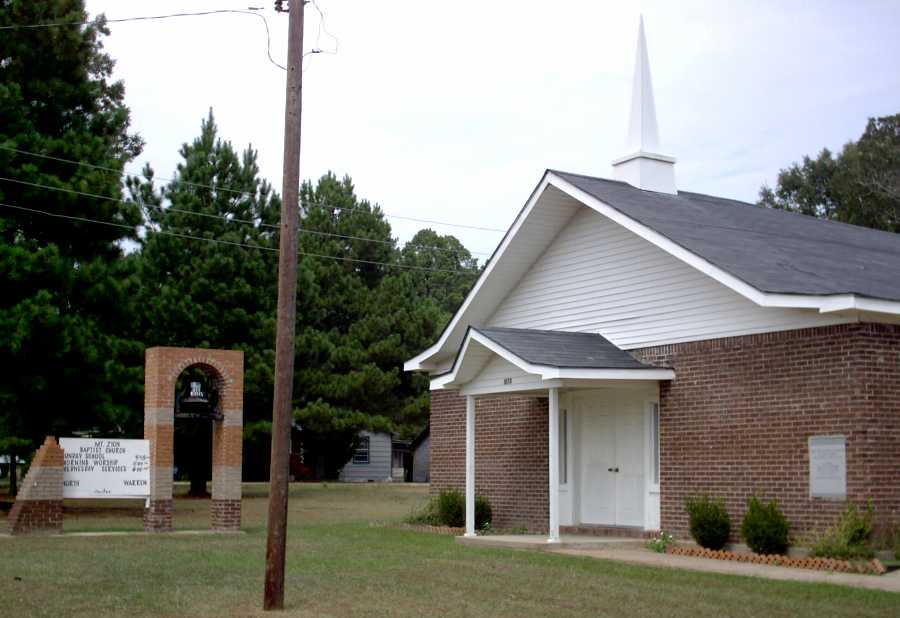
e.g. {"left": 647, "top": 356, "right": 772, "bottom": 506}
{"left": 548, "top": 387, "right": 560, "bottom": 543}
{"left": 465, "top": 394, "right": 476, "bottom": 537}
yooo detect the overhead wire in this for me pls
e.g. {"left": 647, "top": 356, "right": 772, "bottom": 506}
{"left": 0, "top": 174, "right": 494, "bottom": 260}
{"left": 0, "top": 144, "right": 505, "bottom": 242}
{"left": 0, "top": 200, "right": 481, "bottom": 277}
{"left": 0, "top": 8, "right": 286, "bottom": 71}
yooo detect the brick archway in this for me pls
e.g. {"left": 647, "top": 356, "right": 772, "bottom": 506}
{"left": 143, "top": 347, "right": 243, "bottom": 532}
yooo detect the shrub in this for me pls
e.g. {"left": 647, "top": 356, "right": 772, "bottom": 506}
{"left": 475, "top": 495, "right": 493, "bottom": 530}
{"left": 741, "top": 496, "right": 790, "bottom": 555}
{"left": 810, "top": 503, "right": 875, "bottom": 560}
{"left": 437, "top": 490, "right": 465, "bottom": 527}
{"left": 685, "top": 495, "right": 731, "bottom": 550}
{"left": 404, "top": 497, "right": 441, "bottom": 526}
{"left": 406, "top": 490, "right": 493, "bottom": 530}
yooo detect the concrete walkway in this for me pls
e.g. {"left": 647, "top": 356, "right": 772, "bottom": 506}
{"left": 557, "top": 547, "right": 900, "bottom": 593}
{"left": 457, "top": 534, "right": 644, "bottom": 551}
{"left": 456, "top": 535, "right": 900, "bottom": 593}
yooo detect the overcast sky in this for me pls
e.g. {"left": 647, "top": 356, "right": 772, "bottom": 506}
{"left": 85, "top": 0, "right": 900, "bottom": 259}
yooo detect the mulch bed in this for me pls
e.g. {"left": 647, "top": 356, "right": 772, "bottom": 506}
{"left": 667, "top": 545, "right": 886, "bottom": 575}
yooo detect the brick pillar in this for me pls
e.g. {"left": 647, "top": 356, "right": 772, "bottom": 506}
{"left": 8, "top": 436, "right": 64, "bottom": 535}
{"left": 211, "top": 408, "right": 242, "bottom": 531}
{"left": 144, "top": 347, "right": 174, "bottom": 532}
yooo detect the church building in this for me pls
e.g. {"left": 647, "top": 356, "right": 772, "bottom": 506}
{"left": 405, "top": 19, "right": 900, "bottom": 541}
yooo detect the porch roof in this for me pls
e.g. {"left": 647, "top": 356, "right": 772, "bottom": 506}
{"left": 476, "top": 327, "right": 652, "bottom": 369}
{"left": 431, "top": 327, "right": 674, "bottom": 394}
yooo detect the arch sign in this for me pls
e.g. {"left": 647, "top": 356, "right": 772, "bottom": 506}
{"left": 60, "top": 438, "right": 150, "bottom": 499}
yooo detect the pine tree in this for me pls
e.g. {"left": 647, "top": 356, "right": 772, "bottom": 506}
{"left": 293, "top": 176, "right": 480, "bottom": 475}
{"left": 0, "top": 2, "right": 144, "bottom": 483}
{"left": 130, "top": 110, "right": 281, "bottom": 484}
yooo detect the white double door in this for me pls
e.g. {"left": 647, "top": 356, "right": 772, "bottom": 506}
{"left": 579, "top": 398, "right": 644, "bottom": 527}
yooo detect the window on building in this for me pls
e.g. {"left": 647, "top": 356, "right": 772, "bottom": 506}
{"left": 560, "top": 409, "right": 568, "bottom": 485}
{"left": 352, "top": 436, "right": 370, "bottom": 465}
{"left": 650, "top": 403, "right": 660, "bottom": 485}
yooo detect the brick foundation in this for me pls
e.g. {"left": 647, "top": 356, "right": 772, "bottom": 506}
{"left": 143, "top": 499, "right": 173, "bottom": 532}
{"left": 429, "top": 322, "right": 900, "bottom": 541}
{"left": 211, "top": 499, "right": 241, "bottom": 531}
{"left": 8, "top": 437, "right": 64, "bottom": 535}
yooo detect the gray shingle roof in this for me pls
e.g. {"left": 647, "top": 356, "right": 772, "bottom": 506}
{"left": 475, "top": 327, "right": 656, "bottom": 370}
{"left": 552, "top": 170, "right": 900, "bottom": 302}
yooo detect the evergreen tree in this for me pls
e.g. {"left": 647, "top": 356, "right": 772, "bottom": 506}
{"left": 130, "top": 110, "right": 281, "bottom": 483}
{"left": 0, "top": 2, "right": 144, "bottom": 484}
{"left": 294, "top": 177, "right": 480, "bottom": 475}
{"left": 293, "top": 173, "right": 397, "bottom": 475}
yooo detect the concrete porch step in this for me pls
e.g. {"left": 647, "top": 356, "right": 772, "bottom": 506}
{"left": 560, "top": 524, "right": 655, "bottom": 539}
{"left": 456, "top": 534, "right": 646, "bottom": 551}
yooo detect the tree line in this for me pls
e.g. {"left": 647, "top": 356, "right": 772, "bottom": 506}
{"left": 0, "top": 2, "right": 478, "bottom": 489}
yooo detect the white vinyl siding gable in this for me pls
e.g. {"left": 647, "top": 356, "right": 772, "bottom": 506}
{"left": 487, "top": 206, "right": 854, "bottom": 349}
{"left": 460, "top": 354, "right": 543, "bottom": 395}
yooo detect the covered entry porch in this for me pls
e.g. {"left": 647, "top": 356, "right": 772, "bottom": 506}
{"left": 432, "top": 327, "right": 673, "bottom": 542}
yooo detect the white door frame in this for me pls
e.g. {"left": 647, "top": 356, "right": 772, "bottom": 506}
{"left": 566, "top": 388, "right": 658, "bottom": 530}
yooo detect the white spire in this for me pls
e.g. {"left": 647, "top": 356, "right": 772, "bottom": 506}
{"left": 625, "top": 16, "right": 660, "bottom": 153}
{"left": 612, "top": 16, "right": 677, "bottom": 194}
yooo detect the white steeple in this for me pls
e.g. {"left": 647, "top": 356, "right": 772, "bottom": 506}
{"left": 612, "top": 16, "right": 677, "bottom": 194}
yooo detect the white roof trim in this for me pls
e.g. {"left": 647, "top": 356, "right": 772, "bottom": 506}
{"left": 404, "top": 174, "right": 553, "bottom": 372}
{"left": 431, "top": 329, "right": 674, "bottom": 393}
{"left": 406, "top": 170, "right": 900, "bottom": 373}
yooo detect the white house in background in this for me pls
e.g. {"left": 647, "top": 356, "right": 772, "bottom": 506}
{"left": 337, "top": 431, "right": 412, "bottom": 482}
{"left": 338, "top": 430, "right": 392, "bottom": 482}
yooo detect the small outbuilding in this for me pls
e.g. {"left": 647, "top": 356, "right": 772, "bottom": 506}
{"left": 410, "top": 427, "right": 430, "bottom": 483}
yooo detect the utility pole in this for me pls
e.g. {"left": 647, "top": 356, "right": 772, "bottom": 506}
{"left": 264, "top": 0, "right": 304, "bottom": 611}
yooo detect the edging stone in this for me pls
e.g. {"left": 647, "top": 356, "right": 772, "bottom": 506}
{"left": 667, "top": 545, "right": 887, "bottom": 575}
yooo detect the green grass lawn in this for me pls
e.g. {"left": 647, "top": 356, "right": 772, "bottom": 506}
{"left": 1, "top": 482, "right": 898, "bottom": 617}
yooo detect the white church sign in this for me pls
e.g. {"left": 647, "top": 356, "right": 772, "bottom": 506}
{"left": 60, "top": 438, "right": 150, "bottom": 499}
{"left": 808, "top": 435, "right": 846, "bottom": 499}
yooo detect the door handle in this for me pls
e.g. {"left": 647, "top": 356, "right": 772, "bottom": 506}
{"left": 607, "top": 467, "right": 620, "bottom": 473}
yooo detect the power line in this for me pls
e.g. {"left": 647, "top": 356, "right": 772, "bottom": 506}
{"left": 0, "top": 174, "right": 493, "bottom": 257}
{"left": 309, "top": 0, "right": 338, "bottom": 55}
{"left": 0, "top": 8, "right": 285, "bottom": 71}
{"left": 0, "top": 201, "right": 480, "bottom": 277}
{"left": 0, "top": 144, "right": 505, "bottom": 240}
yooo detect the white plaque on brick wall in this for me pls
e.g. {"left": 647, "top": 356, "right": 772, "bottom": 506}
{"left": 60, "top": 438, "right": 150, "bottom": 499}
{"left": 809, "top": 435, "right": 846, "bottom": 499}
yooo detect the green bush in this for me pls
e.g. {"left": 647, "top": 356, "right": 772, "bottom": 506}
{"left": 741, "top": 496, "right": 790, "bottom": 555}
{"left": 404, "top": 497, "right": 441, "bottom": 526}
{"left": 437, "top": 490, "right": 466, "bottom": 527}
{"left": 685, "top": 495, "right": 731, "bottom": 550}
{"left": 406, "top": 490, "right": 492, "bottom": 530}
{"left": 475, "top": 495, "right": 493, "bottom": 529}
{"left": 810, "top": 503, "right": 875, "bottom": 560}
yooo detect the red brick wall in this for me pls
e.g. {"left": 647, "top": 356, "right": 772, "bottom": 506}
{"left": 429, "top": 322, "right": 900, "bottom": 541}
{"left": 632, "top": 322, "right": 900, "bottom": 541}
{"left": 429, "top": 390, "right": 549, "bottom": 532}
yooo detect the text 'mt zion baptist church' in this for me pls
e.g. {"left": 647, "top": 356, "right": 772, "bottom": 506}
{"left": 405, "top": 19, "right": 900, "bottom": 541}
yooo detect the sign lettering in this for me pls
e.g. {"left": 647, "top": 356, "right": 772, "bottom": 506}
{"left": 60, "top": 438, "right": 150, "bottom": 499}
